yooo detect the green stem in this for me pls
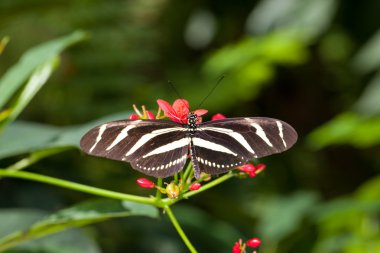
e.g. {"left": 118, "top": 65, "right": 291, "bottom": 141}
{"left": 184, "top": 172, "right": 234, "bottom": 198}
{"left": 164, "top": 205, "right": 197, "bottom": 253}
{"left": 161, "top": 172, "right": 235, "bottom": 205}
{"left": 155, "top": 178, "right": 163, "bottom": 200}
{"left": 0, "top": 169, "right": 159, "bottom": 206}
{"left": 182, "top": 162, "right": 193, "bottom": 183}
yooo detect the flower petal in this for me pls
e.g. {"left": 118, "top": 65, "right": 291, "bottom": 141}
{"left": 157, "top": 99, "right": 183, "bottom": 123}
{"left": 172, "top": 99, "right": 189, "bottom": 114}
{"left": 145, "top": 110, "right": 156, "bottom": 119}
{"left": 194, "top": 109, "right": 208, "bottom": 117}
{"left": 173, "top": 99, "right": 190, "bottom": 122}
{"left": 129, "top": 114, "right": 140, "bottom": 120}
{"left": 238, "top": 163, "right": 256, "bottom": 173}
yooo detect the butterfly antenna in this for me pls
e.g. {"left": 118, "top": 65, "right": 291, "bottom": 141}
{"left": 196, "top": 75, "right": 225, "bottom": 109}
{"left": 168, "top": 80, "right": 188, "bottom": 108}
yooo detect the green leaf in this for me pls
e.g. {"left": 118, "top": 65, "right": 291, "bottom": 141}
{"left": 307, "top": 112, "right": 380, "bottom": 149}
{"left": 0, "top": 31, "right": 88, "bottom": 110}
{"left": 0, "top": 111, "right": 131, "bottom": 160}
{"left": 174, "top": 205, "right": 242, "bottom": 246}
{"left": 252, "top": 191, "right": 319, "bottom": 241}
{"left": 246, "top": 0, "right": 337, "bottom": 42}
{"left": 354, "top": 71, "right": 380, "bottom": 116}
{"left": 0, "top": 209, "right": 101, "bottom": 253}
{"left": 311, "top": 180, "right": 380, "bottom": 253}
{"left": 351, "top": 29, "right": 380, "bottom": 74}
{"left": 0, "top": 37, "right": 9, "bottom": 55}
{"left": 0, "top": 56, "right": 60, "bottom": 130}
{"left": 356, "top": 175, "right": 380, "bottom": 200}
{"left": 0, "top": 199, "right": 159, "bottom": 252}
{"left": 201, "top": 32, "right": 308, "bottom": 109}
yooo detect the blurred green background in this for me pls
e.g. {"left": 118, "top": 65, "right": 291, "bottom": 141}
{"left": 1, "top": 0, "right": 380, "bottom": 252}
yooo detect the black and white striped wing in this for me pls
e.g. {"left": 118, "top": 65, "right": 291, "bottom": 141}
{"left": 194, "top": 117, "right": 297, "bottom": 175}
{"left": 80, "top": 120, "right": 189, "bottom": 178}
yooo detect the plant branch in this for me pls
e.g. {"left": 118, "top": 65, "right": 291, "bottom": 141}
{"left": 0, "top": 169, "right": 159, "bottom": 206}
{"left": 164, "top": 205, "right": 197, "bottom": 253}
{"left": 183, "top": 172, "right": 235, "bottom": 198}
{"left": 161, "top": 172, "right": 235, "bottom": 205}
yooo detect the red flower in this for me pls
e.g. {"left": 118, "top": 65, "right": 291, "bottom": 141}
{"left": 232, "top": 241, "right": 242, "bottom": 253}
{"left": 246, "top": 237, "right": 261, "bottom": 248}
{"left": 189, "top": 182, "right": 201, "bottom": 191}
{"left": 157, "top": 99, "right": 207, "bottom": 123}
{"left": 211, "top": 113, "right": 226, "bottom": 120}
{"left": 145, "top": 110, "right": 156, "bottom": 119}
{"left": 136, "top": 178, "right": 155, "bottom": 188}
{"left": 238, "top": 164, "right": 257, "bottom": 178}
{"left": 129, "top": 114, "right": 139, "bottom": 120}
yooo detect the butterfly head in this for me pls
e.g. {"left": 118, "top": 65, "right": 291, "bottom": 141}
{"left": 187, "top": 112, "right": 198, "bottom": 134}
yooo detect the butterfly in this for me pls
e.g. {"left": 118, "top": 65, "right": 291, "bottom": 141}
{"left": 80, "top": 107, "right": 297, "bottom": 179}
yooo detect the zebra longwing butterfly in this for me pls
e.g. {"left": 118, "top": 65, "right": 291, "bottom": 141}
{"left": 80, "top": 111, "right": 297, "bottom": 179}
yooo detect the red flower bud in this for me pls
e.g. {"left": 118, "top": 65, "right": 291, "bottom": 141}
{"left": 232, "top": 241, "right": 242, "bottom": 253}
{"left": 238, "top": 164, "right": 258, "bottom": 177}
{"left": 146, "top": 110, "right": 156, "bottom": 119}
{"left": 238, "top": 164, "right": 256, "bottom": 173}
{"left": 255, "top": 164, "right": 266, "bottom": 174}
{"left": 129, "top": 114, "right": 140, "bottom": 120}
{"left": 211, "top": 113, "right": 226, "bottom": 120}
{"left": 246, "top": 237, "right": 261, "bottom": 248}
{"left": 189, "top": 182, "right": 201, "bottom": 191}
{"left": 136, "top": 178, "right": 155, "bottom": 188}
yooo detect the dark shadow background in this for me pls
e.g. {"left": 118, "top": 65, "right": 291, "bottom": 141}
{"left": 1, "top": 0, "right": 380, "bottom": 252}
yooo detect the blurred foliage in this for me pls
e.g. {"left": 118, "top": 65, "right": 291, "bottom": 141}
{"left": 312, "top": 175, "right": 380, "bottom": 253}
{"left": 0, "top": 0, "right": 380, "bottom": 252}
{"left": 0, "top": 208, "right": 101, "bottom": 253}
{"left": 0, "top": 31, "right": 88, "bottom": 130}
{"left": 0, "top": 200, "right": 158, "bottom": 252}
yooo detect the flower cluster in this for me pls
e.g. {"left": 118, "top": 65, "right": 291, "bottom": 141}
{"left": 136, "top": 177, "right": 202, "bottom": 199}
{"left": 237, "top": 163, "right": 266, "bottom": 178}
{"left": 233, "top": 238, "right": 261, "bottom": 253}
{"left": 129, "top": 104, "right": 156, "bottom": 120}
{"left": 157, "top": 99, "right": 208, "bottom": 123}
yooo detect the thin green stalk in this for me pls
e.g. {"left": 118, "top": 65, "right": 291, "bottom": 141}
{"left": 161, "top": 172, "right": 235, "bottom": 205}
{"left": 155, "top": 178, "right": 163, "bottom": 200}
{"left": 164, "top": 205, "right": 197, "bottom": 253}
{"left": 182, "top": 162, "right": 193, "bottom": 183}
{"left": 184, "top": 172, "right": 235, "bottom": 198}
{"left": 0, "top": 169, "right": 159, "bottom": 206}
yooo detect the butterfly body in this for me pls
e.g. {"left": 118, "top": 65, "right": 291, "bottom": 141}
{"left": 80, "top": 113, "right": 297, "bottom": 179}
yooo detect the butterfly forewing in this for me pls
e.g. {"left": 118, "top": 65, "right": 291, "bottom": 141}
{"left": 193, "top": 117, "right": 297, "bottom": 174}
{"left": 80, "top": 119, "right": 190, "bottom": 177}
